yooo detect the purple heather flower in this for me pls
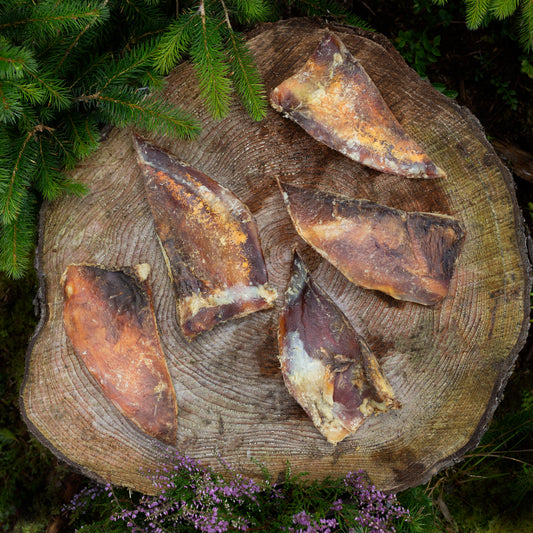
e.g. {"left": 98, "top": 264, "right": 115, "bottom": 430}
{"left": 330, "top": 499, "right": 343, "bottom": 512}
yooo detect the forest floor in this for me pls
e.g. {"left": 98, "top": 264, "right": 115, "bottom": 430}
{"left": 1, "top": 2, "right": 533, "bottom": 532}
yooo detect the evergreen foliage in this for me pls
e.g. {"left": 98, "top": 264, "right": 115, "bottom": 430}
{"left": 152, "top": 0, "right": 270, "bottom": 120}
{"left": 0, "top": 0, "right": 203, "bottom": 279}
{"left": 433, "top": 0, "right": 533, "bottom": 50}
{"left": 0, "top": 0, "right": 372, "bottom": 280}
{"left": 0, "top": 0, "right": 531, "bottom": 280}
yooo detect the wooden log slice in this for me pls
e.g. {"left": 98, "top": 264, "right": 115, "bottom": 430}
{"left": 20, "top": 18, "right": 531, "bottom": 493}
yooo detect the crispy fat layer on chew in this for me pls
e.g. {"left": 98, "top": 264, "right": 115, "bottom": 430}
{"left": 133, "top": 134, "right": 277, "bottom": 338}
{"left": 279, "top": 181, "right": 466, "bottom": 306}
{"left": 61, "top": 263, "right": 178, "bottom": 445}
{"left": 270, "top": 31, "right": 446, "bottom": 179}
{"left": 278, "top": 251, "right": 399, "bottom": 444}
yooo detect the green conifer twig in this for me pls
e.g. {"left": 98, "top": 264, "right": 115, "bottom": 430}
{"left": 0, "top": 129, "right": 35, "bottom": 225}
{"left": 221, "top": 0, "right": 266, "bottom": 120}
{"left": 0, "top": 0, "right": 202, "bottom": 278}
{"left": 153, "top": 0, "right": 269, "bottom": 121}
{"left": 0, "top": 195, "right": 36, "bottom": 279}
{"left": 433, "top": 0, "right": 532, "bottom": 50}
{"left": 192, "top": 0, "right": 234, "bottom": 118}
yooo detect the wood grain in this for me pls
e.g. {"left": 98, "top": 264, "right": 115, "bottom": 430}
{"left": 20, "top": 18, "right": 531, "bottom": 493}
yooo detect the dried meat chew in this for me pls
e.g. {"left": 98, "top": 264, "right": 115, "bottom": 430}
{"left": 133, "top": 134, "right": 277, "bottom": 338}
{"left": 279, "top": 181, "right": 466, "bottom": 306}
{"left": 61, "top": 263, "right": 178, "bottom": 445}
{"left": 270, "top": 32, "right": 445, "bottom": 179}
{"left": 278, "top": 251, "right": 399, "bottom": 444}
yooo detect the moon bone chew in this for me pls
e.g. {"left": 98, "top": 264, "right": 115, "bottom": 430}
{"left": 62, "top": 263, "right": 178, "bottom": 445}
{"left": 133, "top": 134, "right": 277, "bottom": 338}
{"left": 278, "top": 251, "right": 399, "bottom": 444}
{"left": 270, "top": 31, "right": 446, "bottom": 179}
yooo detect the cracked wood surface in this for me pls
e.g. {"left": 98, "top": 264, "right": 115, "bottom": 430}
{"left": 21, "top": 18, "right": 530, "bottom": 494}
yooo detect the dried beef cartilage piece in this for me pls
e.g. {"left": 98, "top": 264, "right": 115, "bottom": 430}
{"left": 270, "top": 31, "right": 446, "bottom": 179}
{"left": 132, "top": 134, "right": 277, "bottom": 338}
{"left": 61, "top": 263, "right": 178, "bottom": 445}
{"left": 279, "top": 181, "right": 466, "bottom": 306}
{"left": 278, "top": 251, "right": 398, "bottom": 444}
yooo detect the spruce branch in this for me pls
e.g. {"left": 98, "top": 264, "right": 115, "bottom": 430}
{"left": 9, "top": 81, "right": 46, "bottom": 106}
{"left": 0, "top": 192, "right": 37, "bottom": 279}
{"left": 288, "top": 0, "right": 374, "bottom": 31}
{"left": 96, "top": 40, "right": 161, "bottom": 91}
{"left": 230, "top": 0, "right": 271, "bottom": 24}
{"left": 491, "top": 0, "right": 520, "bottom": 19}
{"left": 118, "top": 0, "right": 168, "bottom": 26}
{"left": 82, "top": 87, "right": 201, "bottom": 138}
{"left": 0, "top": 38, "right": 38, "bottom": 80}
{"left": 520, "top": 0, "right": 533, "bottom": 52}
{"left": 68, "top": 52, "right": 114, "bottom": 92}
{"left": 431, "top": 0, "right": 532, "bottom": 50}
{"left": 21, "top": 68, "right": 72, "bottom": 111}
{"left": 63, "top": 113, "right": 101, "bottom": 160}
{"left": 0, "top": 0, "right": 108, "bottom": 43}
{"left": 52, "top": 0, "right": 111, "bottom": 75}
{"left": 34, "top": 154, "right": 70, "bottom": 202}
{"left": 0, "top": 81, "right": 25, "bottom": 123}
{"left": 153, "top": 11, "right": 198, "bottom": 74}
{"left": 45, "top": 126, "right": 79, "bottom": 170}
{"left": 0, "top": 0, "right": 204, "bottom": 278}
{"left": 190, "top": 0, "right": 233, "bottom": 119}
{"left": 154, "top": 1, "right": 269, "bottom": 121}
{"left": 221, "top": 10, "right": 266, "bottom": 121}
{"left": 0, "top": 129, "right": 37, "bottom": 225}
{"left": 465, "top": 0, "right": 492, "bottom": 28}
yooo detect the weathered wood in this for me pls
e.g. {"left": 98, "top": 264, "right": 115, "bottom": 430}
{"left": 492, "top": 139, "right": 533, "bottom": 183}
{"left": 20, "top": 18, "right": 531, "bottom": 494}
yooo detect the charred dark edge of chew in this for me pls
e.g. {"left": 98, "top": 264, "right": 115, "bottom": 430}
{"left": 182, "top": 295, "right": 275, "bottom": 337}
{"left": 61, "top": 263, "right": 154, "bottom": 334}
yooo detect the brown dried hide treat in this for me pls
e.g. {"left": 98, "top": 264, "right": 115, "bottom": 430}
{"left": 61, "top": 263, "right": 178, "bottom": 445}
{"left": 270, "top": 32, "right": 445, "bottom": 179}
{"left": 279, "top": 181, "right": 466, "bottom": 306}
{"left": 278, "top": 251, "right": 399, "bottom": 444}
{"left": 132, "top": 134, "right": 277, "bottom": 338}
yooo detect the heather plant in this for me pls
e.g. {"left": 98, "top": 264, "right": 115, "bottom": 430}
{"left": 63, "top": 451, "right": 415, "bottom": 532}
